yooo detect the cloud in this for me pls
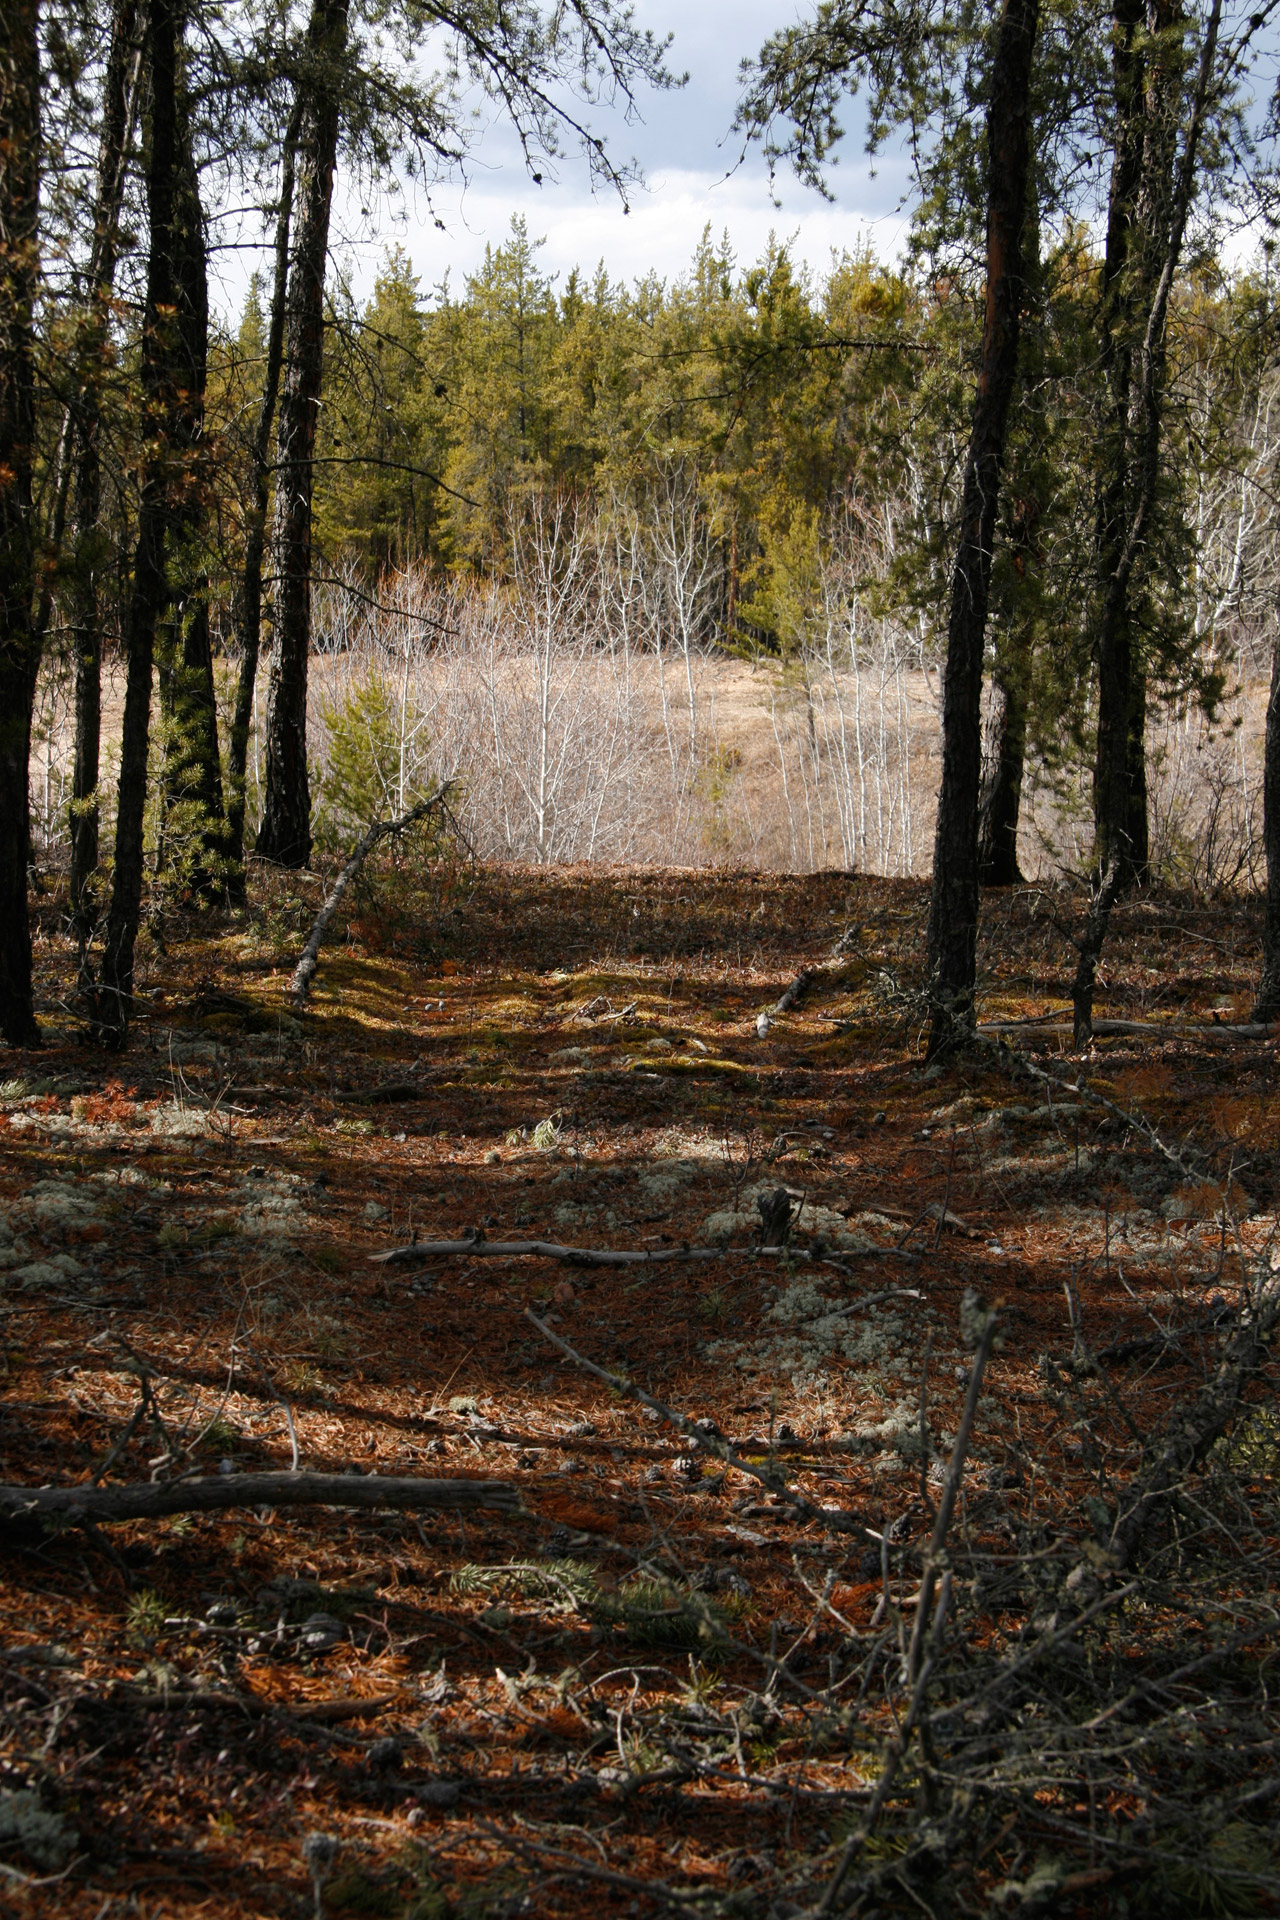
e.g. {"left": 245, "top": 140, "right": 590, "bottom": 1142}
{"left": 210, "top": 0, "right": 915, "bottom": 319}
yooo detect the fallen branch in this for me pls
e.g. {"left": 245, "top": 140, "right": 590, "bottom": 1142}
{"left": 975, "top": 1031, "right": 1203, "bottom": 1182}
{"left": 372, "top": 1236, "right": 720, "bottom": 1270}
{"left": 374, "top": 1234, "right": 917, "bottom": 1273}
{"left": 106, "top": 1685, "right": 402, "bottom": 1723}
{"left": 525, "top": 1308, "right": 865, "bottom": 1538}
{"left": 758, "top": 923, "right": 861, "bottom": 1026}
{"left": 978, "top": 1017, "right": 1271, "bottom": 1044}
{"left": 0, "top": 1469, "right": 521, "bottom": 1525}
{"left": 291, "top": 785, "right": 456, "bottom": 1006}
{"left": 1108, "top": 1276, "right": 1280, "bottom": 1569}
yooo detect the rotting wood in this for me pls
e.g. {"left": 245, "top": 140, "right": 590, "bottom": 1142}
{"left": 291, "top": 784, "right": 456, "bottom": 1005}
{"left": 0, "top": 1469, "right": 521, "bottom": 1525}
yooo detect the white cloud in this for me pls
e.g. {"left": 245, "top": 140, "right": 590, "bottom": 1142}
{"left": 211, "top": 0, "right": 916, "bottom": 321}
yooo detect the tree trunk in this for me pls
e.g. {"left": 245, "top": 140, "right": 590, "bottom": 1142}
{"left": 1124, "top": 667, "right": 1149, "bottom": 880}
{"left": 977, "top": 649, "right": 1029, "bottom": 886}
{"left": 1090, "top": 0, "right": 1147, "bottom": 890}
{"left": 225, "top": 106, "right": 301, "bottom": 903}
{"left": 96, "top": 0, "right": 205, "bottom": 1043}
{"left": 925, "top": 0, "right": 1040, "bottom": 1058}
{"left": 1074, "top": 0, "right": 1223, "bottom": 1039}
{"left": 68, "top": 0, "right": 144, "bottom": 924}
{"left": 154, "top": 57, "right": 223, "bottom": 903}
{"left": 0, "top": 0, "right": 41, "bottom": 1047}
{"left": 1252, "top": 637, "right": 1280, "bottom": 1021}
{"left": 255, "top": 0, "right": 348, "bottom": 871}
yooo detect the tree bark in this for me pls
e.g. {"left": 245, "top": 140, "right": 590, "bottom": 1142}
{"left": 0, "top": 0, "right": 41, "bottom": 1047}
{"left": 95, "top": 0, "right": 205, "bottom": 1043}
{"left": 925, "top": 0, "right": 1040, "bottom": 1057}
{"left": 1252, "top": 637, "right": 1280, "bottom": 1020}
{"left": 225, "top": 105, "right": 301, "bottom": 903}
{"left": 68, "top": 0, "right": 144, "bottom": 924}
{"left": 255, "top": 0, "right": 348, "bottom": 870}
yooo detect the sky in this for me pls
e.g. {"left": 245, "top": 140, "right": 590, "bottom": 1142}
{"left": 213, "top": 1, "right": 916, "bottom": 320}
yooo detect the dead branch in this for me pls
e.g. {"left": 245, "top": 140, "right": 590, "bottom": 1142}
{"left": 106, "top": 1684, "right": 402, "bottom": 1723}
{"left": 1072, "top": 855, "right": 1123, "bottom": 1047}
{"left": 524, "top": 1307, "right": 866, "bottom": 1538}
{"left": 291, "top": 784, "right": 456, "bottom": 1006}
{"left": 0, "top": 1469, "right": 521, "bottom": 1525}
{"left": 1108, "top": 1276, "right": 1280, "bottom": 1569}
{"left": 905, "top": 1303, "right": 1000, "bottom": 1685}
{"left": 758, "top": 923, "right": 861, "bottom": 1026}
{"left": 975, "top": 1030, "right": 1203, "bottom": 1182}
{"left": 374, "top": 1236, "right": 916, "bottom": 1273}
{"left": 372, "top": 1236, "right": 720, "bottom": 1270}
{"left": 978, "top": 1017, "right": 1271, "bottom": 1044}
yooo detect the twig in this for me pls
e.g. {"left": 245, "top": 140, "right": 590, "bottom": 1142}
{"left": 904, "top": 1308, "right": 1000, "bottom": 1688}
{"left": 0, "top": 1470, "right": 521, "bottom": 1525}
{"left": 817, "top": 1574, "right": 953, "bottom": 1915}
{"left": 1108, "top": 1274, "right": 1280, "bottom": 1568}
{"left": 475, "top": 1818, "right": 697, "bottom": 1910}
{"left": 240, "top": 1339, "right": 300, "bottom": 1472}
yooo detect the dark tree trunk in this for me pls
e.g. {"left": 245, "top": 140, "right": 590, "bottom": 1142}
{"left": 1124, "top": 668, "right": 1149, "bottom": 879}
{"left": 925, "top": 0, "right": 1040, "bottom": 1058}
{"left": 225, "top": 107, "right": 300, "bottom": 902}
{"left": 1090, "top": 0, "right": 1147, "bottom": 890}
{"left": 255, "top": 0, "right": 348, "bottom": 871}
{"left": 1252, "top": 637, "right": 1280, "bottom": 1021}
{"left": 68, "top": 0, "right": 143, "bottom": 923}
{"left": 0, "top": 0, "right": 41, "bottom": 1046}
{"left": 96, "top": 0, "right": 206, "bottom": 1043}
{"left": 1091, "top": 0, "right": 1200, "bottom": 891}
{"left": 154, "top": 58, "right": 222, "bottom": 901}
{"left": 977, "top": 662, "right": 1027, "bottom": 886}
{"left": 1073, "top": 0, "right": 1223, "bottom": 1039}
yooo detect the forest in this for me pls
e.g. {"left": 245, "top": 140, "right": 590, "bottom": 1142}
{"left": 2, "top": 0, "right": 1280, "bottom": 1914}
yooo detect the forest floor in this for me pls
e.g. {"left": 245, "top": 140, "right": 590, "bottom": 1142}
{"left": 1, "top": 860, "right": 1278, "bottom": 1919}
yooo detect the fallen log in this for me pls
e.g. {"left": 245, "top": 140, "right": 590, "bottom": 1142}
{"left": 0, "top": 1470, "right": 521, "bottom": 1525}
